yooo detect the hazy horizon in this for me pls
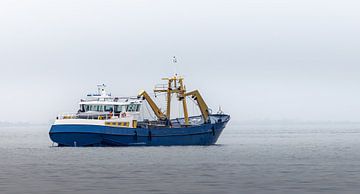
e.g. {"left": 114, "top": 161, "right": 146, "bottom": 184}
{"left": 1, "top": 0, "right": 359, "bottom": 123}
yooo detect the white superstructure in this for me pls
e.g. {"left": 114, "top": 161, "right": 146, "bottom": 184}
{"left": 55, "top": 85, "right": 143, "bottom": 128}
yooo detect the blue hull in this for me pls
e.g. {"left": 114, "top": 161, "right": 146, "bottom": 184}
{"left": 49, "top": 115, "right": 230, "bottom": 146}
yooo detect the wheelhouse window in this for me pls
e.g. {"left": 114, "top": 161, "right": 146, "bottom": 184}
{"left": 104, "top": 105, "right": 114, "bottom": 112}
{"left": 81, "top": 104, "right": 139, "bottom": 112}
{"left": 82, "top": 105, "right": 91, "bottom": 112}
{"left": 90, "top": 105, "right": 98, "bottom": 112}
{"left": 114, "top": 105, "right": 124, "bottom": 113}
{"left": 126, "top": 104, "right": 140, "bottom": 112}
{"left": 81, "top": 104, "right": 104, "bottom": 112}
{"left": 136, "top": 104, "right": 140, "bottom": 111}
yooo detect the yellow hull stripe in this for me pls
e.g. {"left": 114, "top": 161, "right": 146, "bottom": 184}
{"left": 105, "top": 122, "right": 130, "bottom": 127}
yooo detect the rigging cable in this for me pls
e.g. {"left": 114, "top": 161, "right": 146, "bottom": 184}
{"left": 144, "top": 101, "right": 157, "bottom": 120}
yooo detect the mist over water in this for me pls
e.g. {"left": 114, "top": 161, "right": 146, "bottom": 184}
{"left": 1, "top": 124, "right": 360, "bottom": 194}
{"left": 1, "top": 0, "right": 360, "bottom": 123}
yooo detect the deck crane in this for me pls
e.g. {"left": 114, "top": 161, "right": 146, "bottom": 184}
{"left": 138, "top": 74, "right": 210, "bottom": 125}
{"left": 137, "top": 90, "right": 167, "bottom": 121}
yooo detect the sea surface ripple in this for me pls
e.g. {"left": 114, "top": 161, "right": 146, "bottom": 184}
{"left": 0, "top": 123, "right": 360, "bottom": 194}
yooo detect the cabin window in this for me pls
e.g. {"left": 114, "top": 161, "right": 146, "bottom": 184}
{"left": 82, "top": 105, "right": 91, "bottom": 112}
{"left": 81, "top": 104, "right": 139, "bottom": 112}
{"left": 114, "top": 105, "right": 124, "bottom": 113}
{"left": 88, "top": 105, "right": 103, "bottom": 112}
{"left": 82, "top": 104, "right": 108, "bottom": 112}
{"left": 104, "top": 105, "right": 113, "bottom": 112}
{"left": 127, "top": 104, "right": 140, "bottom": 112}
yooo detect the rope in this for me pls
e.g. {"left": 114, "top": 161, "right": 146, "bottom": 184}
{"left": 144, "top": 101, "right": 157, "bottom": 120}
{"left": 178, "top": 100, "right": 181, "bottom": 118}
{"left": 189, "top": 97, "right": 200, "bottom": 116}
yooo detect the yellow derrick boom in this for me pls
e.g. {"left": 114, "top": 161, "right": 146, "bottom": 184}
{"left": 137, "top": 90, "right": 167, "bottom": 120}
{"left": 184, "top": 90, "right": 209, "bottom": 123}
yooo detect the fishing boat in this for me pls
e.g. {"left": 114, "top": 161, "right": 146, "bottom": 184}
{"left": 49, "top": 75, "right": 230, "bottom": 146}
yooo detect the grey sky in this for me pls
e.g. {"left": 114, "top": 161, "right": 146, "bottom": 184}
{"left": 0, "top": 0, "right": 359, "bottom": 123}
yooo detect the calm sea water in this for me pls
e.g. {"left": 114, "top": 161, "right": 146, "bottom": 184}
{"left": 1, "top": 123, "right": 360, "bottom": 194}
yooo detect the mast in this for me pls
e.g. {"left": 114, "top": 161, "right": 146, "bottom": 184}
{"left": 154, "top": 75, "right": 190, "bottom": 125}
{"left": 166, "top": 78, "right": 172, "bottom": 119}
{"left": 179, "top": 77, "right": 189, "bottom": 125}
{"left": 138, "top": 58, "right": 210, "bottom": 125}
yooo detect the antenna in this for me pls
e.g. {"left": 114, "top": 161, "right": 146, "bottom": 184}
{"left": 172, "top": 56, "right": 177, "bottom": 63}
{"left": 172, "top": 56, "right": 178, "bottom": 76}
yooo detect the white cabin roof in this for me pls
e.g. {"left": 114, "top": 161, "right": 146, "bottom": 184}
{"left": 79, "top": 85, "right": 142, "bottom": 105}
{"left": 79, "top": 99, "right": 142, "bottom": 105}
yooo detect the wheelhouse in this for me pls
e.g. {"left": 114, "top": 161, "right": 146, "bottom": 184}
{"left": 57, "top": 84, "right": 142, "bottom": 121}
{"left": 79, "top": 102, "right": 141, "bottom": 114}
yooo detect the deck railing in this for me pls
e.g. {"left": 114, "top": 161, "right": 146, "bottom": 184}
{"left": 57, "top": 113, "right": 119, "bottom": 120}
{"left": 154, "top": 84, "right": 168, "bottom": 90}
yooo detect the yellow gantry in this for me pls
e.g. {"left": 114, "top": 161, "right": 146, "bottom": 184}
{"left": 139, "top": 75, "right": 210, "bottom": 125}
